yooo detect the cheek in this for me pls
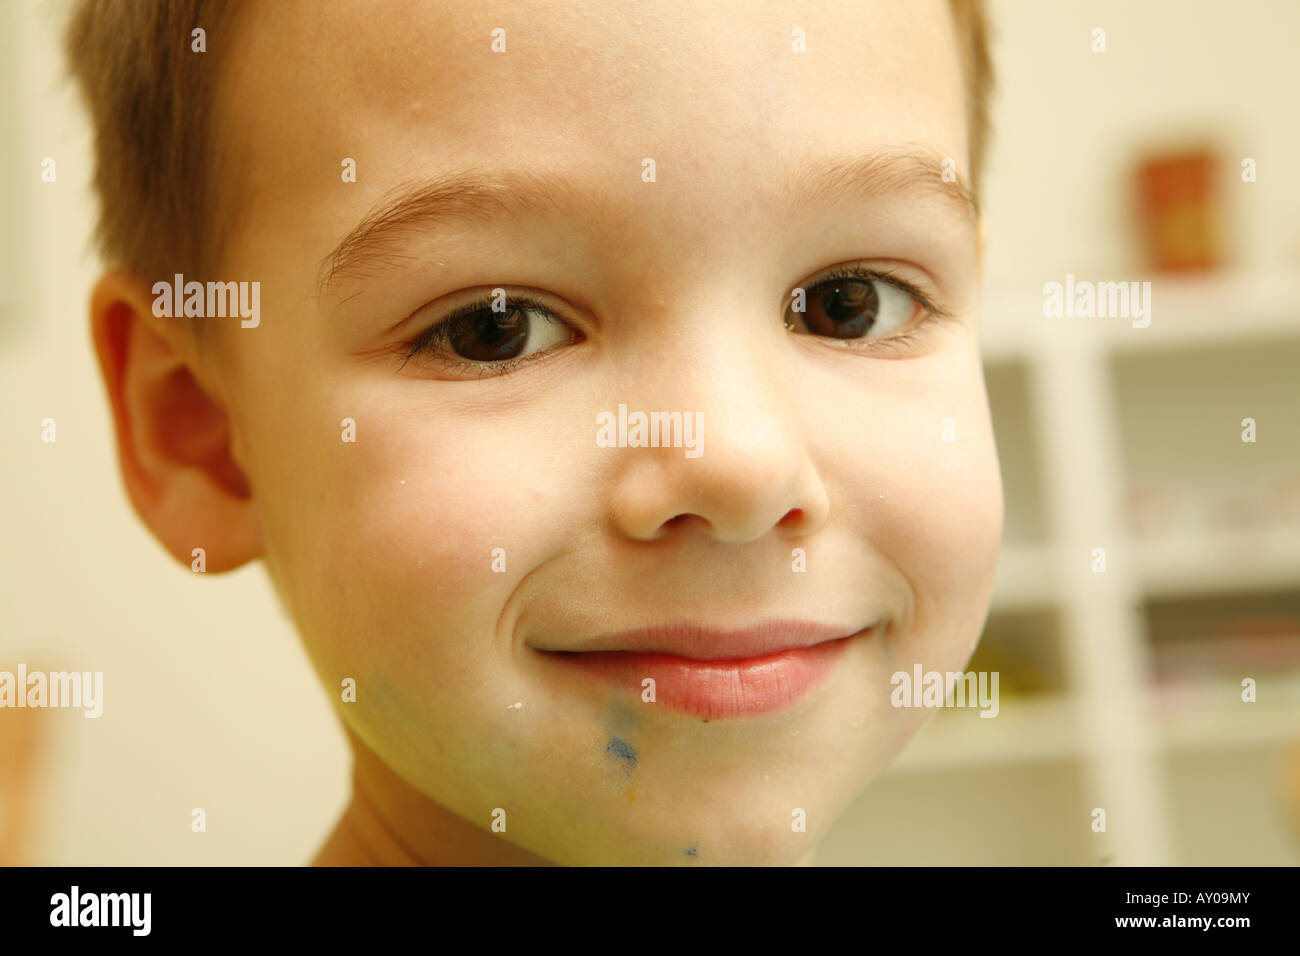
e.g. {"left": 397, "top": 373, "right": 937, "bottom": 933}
{"left": 251, "top": 384, "right": 578, "bottom": 671}
{"left": 828, "top": 355, "right": 1004, "bottom": 646}
{"left": 887, "top": 372, "right": 1004, "bottom": 652}
{"left": 327, "top": 407, "right": 569, "bottom": 622}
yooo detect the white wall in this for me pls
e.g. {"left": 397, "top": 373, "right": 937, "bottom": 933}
{"left": 981, "top": 0, "right": 1300, "bottom": 294}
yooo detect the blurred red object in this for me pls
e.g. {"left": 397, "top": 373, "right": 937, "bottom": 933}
{"left": 1134, "top": 148, "right": 1222, "bottom": 272}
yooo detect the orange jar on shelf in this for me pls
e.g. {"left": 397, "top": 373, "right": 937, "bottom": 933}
{"left": 1134, "top": 148, "right": 1222, "bottom": 272}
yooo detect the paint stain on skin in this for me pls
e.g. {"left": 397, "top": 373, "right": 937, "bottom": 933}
{"left": 604, "top": 704, "right": 640, "bottom": 801}
{"left": 369, "top": 673, "right": 446, "bottom": 758}
{"left": 684, "top": 845, "right": 699, "bottom": 859}
{"left": 605, "top": 736, "right": 637, "bottom": 775}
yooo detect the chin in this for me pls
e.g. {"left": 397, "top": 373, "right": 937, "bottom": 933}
{"left": 549, "top": 794, "right": 846, "bottom": 867}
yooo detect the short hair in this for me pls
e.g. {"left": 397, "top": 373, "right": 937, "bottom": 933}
{"left": 63, "top": 0, "right": 244, "bottom": 299}
{"left": 64, "top": 0, "right": 994, "bottom": 295}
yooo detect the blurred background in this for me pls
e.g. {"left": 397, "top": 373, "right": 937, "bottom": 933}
{"left": 2, "top": 0, "right": 1298, "bottom": 865}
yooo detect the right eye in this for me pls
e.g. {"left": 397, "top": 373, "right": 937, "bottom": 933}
{"left": 399, "top": 292, "right": 581, "bottom": 377}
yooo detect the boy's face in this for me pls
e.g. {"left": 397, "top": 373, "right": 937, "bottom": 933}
{"left": 206, "top": 0, "right": 1002, "bottom": 864}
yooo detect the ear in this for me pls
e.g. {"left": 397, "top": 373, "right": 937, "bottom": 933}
{"left": 89, "top": 270, "right": 262, "bottom": 572}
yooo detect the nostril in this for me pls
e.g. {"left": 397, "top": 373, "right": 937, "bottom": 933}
{"left": 660, "top": 513, "right": 717, "bottom": 537}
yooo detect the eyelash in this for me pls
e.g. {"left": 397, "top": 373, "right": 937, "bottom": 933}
{"left": 395, "top": 267, "right": 954, "bottom": 377}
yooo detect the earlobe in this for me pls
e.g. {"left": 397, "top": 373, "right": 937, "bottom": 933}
{"left": 90, "top": 270, "right": 262, "bottom": 572}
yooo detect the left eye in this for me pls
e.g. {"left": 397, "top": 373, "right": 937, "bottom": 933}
{"left": 786, "top": 271, "right": 922, "bottom": 340}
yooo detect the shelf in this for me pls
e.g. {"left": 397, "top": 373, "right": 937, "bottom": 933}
{"left": 989, "top": 527, "right": 1300, "bottom": 607}
{"left": 980, "top": 268, "right": 1300, "bottom": 359}
{"left": 1099, "top": 270, "right": 1300, "bottom": 353}
{"left": 889, "top": 693, "right": 1078, "bottom": 773}
{"left": 1148, "top": 673, "right": 1300, "bottom": 752}
{"left": 985, "top": 360, "right": 1050, "bottom": 544}
{"left": 889, "top": 670, "right": 1300, "bottom": 776}
{"left": 1133, "top": 527, "right": 1300, "bottom": 597}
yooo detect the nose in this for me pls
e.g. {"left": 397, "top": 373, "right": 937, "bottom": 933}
{"left": 606, "top": 337, "right": 830, "bottom": 545}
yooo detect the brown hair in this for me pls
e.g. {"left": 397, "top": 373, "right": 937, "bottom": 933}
{"left": 63, "top": 1, "right": 243, "bottom": 296}
{"left": 64, "top": 0, "right": 994, "bottom": 292}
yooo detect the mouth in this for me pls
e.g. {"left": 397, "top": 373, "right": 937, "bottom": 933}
{"left": 530, "top": 620, "right": 880, "bottom": 721}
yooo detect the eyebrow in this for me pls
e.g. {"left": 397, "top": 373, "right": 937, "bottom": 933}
{"left": 314, "top": 147, "right": 979, "bottom": 298}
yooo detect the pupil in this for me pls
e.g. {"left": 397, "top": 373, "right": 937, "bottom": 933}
{"left": 452, "top": 307, "right": 529, "bottom": 361}
{"left": 824, "top": 282, "right": 876, "bottom": 322}
{"left": 812, "top": 280, "right": 878, "bottom": 338}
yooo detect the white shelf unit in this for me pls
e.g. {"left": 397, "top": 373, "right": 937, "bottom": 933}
{"left": 883, "top": 269, "right": 1300, "bottom": 866}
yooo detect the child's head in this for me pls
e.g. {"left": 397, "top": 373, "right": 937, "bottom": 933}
{"left": 67, "top": 0, "right": 1001, "bottom": 865}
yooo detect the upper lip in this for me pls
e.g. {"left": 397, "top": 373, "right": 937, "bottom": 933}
{"left": 533, "top": 618, "right": 876, "bottom": 661}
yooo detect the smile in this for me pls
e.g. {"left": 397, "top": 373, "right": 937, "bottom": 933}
{"left": 531, "top": 620, "right": 880, "bottom": 720}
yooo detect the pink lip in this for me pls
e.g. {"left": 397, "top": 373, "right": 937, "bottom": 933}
{"left": 533, "top": 620, "right": 876, "bottom": 720}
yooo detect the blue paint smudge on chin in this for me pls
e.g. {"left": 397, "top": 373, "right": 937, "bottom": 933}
{"left": 605, "top": 737, "right": 637, "bottom": 774}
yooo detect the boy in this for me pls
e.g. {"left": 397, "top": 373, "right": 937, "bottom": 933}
{"left": 64, "top": 0, "right": 1002, "bottom": 865}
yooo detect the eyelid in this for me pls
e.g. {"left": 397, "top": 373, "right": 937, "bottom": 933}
{"left": 792, "top": 263, "right": 953, "bottom": 321}
{"left": 417, "top": 290, "right": 561, "bottom": 333}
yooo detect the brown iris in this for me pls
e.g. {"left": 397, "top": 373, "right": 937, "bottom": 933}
{"left": 802, "top": 277, "right": 880, "bottom": 339}
{"left": 447, "top": 307, "right": 530, "bottom": 361}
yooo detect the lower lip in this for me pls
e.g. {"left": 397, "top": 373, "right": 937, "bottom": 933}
{"left": 540, "top": 632, "right": 863, "bottom": 720}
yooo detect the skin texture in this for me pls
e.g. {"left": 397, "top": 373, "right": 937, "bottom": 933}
{"left": 90, "top": 0, "right": 1003, "bottom": 865}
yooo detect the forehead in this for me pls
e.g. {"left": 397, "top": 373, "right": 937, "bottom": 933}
{"left": 215, "top": 0, "right": 967, "bottom": 275}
